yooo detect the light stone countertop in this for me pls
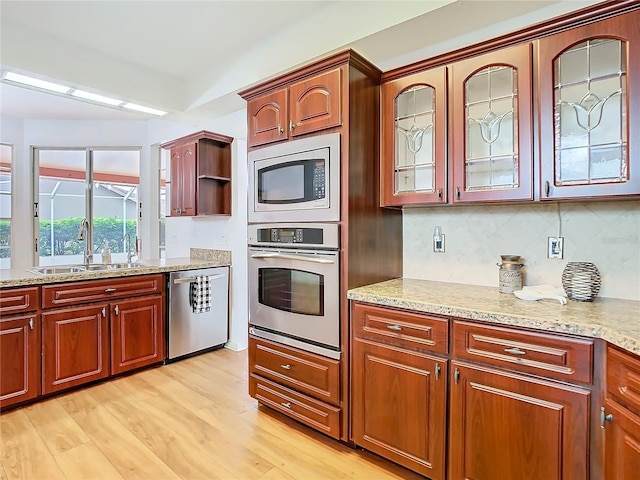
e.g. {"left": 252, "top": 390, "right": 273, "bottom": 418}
{"left": 348, "top": 278, "right": 640, "bottom": 356}
{"left": 0, "top": 249, "right": 231, "bottom": 288}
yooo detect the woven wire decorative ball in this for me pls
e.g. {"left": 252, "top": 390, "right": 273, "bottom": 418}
{"left": 561, "top": 262, "right": 601, "bottom": 302}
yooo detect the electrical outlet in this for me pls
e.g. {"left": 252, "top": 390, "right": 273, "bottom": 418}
{"left": 548, "top": 237, "right": 564, "bottom": 259}
{"left": 434, "top": 234, "right": 445, "bottom": 253}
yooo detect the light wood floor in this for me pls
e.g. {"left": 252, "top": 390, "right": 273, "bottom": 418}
{"left": 0, "top": 348, "right": 421, "bottom": 480}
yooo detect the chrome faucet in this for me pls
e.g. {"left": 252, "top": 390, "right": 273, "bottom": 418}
{"left": 124, "top": 233, "right": 138, "bottom": 263}
{"left": 77, "top": 218, "right": 93, "bottom": 265}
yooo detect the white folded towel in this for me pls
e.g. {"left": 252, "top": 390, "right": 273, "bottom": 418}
{"left": 190, "top": 276, "right": 212, "bottom": 313}
{"left": 513, "top": 285, "right": 567, "bottom": 305}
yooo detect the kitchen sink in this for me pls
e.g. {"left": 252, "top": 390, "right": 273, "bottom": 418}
{"left": 28, "top": 262, "right": 143, "bottom": 275}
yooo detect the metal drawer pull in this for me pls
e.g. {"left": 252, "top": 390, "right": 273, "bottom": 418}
{"left": 105, "top": 288, "right": 117, "bottom": 293}
{"left": 29, "top": 318, "right": 34, "bottom": 330}
{"left": 504, "top": 347, "right": 527, "bottom": 355}
{"left": 102, "top": 307, "right": 106, "bottom": 317}
{"left": 114, "top": 305, "right": 119, "bottom": 316}
{"left": 387, "top": 324, "right": 402, "bottom": 331}
{"left": 435, "top": 364, "right": 441, "bottom": 380}
{"left": 600, "top": 407, "right": 613, "bottom": 428}
{"left": 281, "top": 402, "right": 292, "bottom": 409}
{"left": 280, "top": 364, "right": 291, "bottom": 370}
{"left": 454, "top": 368, "right": 460, "bottom": 384}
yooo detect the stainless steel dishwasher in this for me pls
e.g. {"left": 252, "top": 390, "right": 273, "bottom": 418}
{"left": 167, "top": 267, "right": 229, "bottom": 360}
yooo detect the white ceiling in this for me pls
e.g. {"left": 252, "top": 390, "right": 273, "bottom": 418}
{"left": 0, "top": 0, "right": 602, "bottom": 126}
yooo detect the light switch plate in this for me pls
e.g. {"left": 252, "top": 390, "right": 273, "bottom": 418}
{"left": 548, "top": 237, "right": 564, "bottom": 259}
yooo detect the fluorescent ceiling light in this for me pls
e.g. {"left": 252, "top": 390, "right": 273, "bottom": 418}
{"left": 71, "top": 89, "right": 122, "bottom": 106}
{"left": 123, "top": 103, "right": 167, "bottom": 116}
{"left": 4, "top": 72, "right": 70, "bottom": 94}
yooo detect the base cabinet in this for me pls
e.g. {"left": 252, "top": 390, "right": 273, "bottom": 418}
{"left": 449, "top": 361, "right": 590, "bottom": 480}
{"left": 110, "top": 295, "right": 164, "bottom": 375}
{"left": 42, "top": 304, "right": 110, "bottom": 395}
{"left": 604, "top": 398, "right": 640, "bottom": 480}
{"left": 0, "top": 313, "right": 40, "bottom": 408}
{"left": 352, "top": 338, "right": 447, "bottom": 479}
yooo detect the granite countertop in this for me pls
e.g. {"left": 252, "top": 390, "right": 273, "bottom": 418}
{"left": 0, "top": 249, "right": 231, "bottom": 288}
{"left": 348, "top": 278, "right": 640, "bottom": 356}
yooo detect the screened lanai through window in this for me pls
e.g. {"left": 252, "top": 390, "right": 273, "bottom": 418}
{"left": 34, "top": 148, "right": 140, "bottom": 266}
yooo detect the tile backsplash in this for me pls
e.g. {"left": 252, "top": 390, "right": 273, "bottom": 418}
{"left": 403, "top": 200, "right": 640, "bottom": 301}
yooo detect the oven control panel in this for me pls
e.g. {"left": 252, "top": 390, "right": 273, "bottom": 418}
{"left": 248, "top": 223, "right": 339, "bottom": 249}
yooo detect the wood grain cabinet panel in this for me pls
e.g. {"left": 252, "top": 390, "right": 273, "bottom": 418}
{"left": 289, "top": 68, "right": 342, "bottom": 137}
{"left": 453, "top": 319, "right": 593, "bottom": 384}
{"left": 110, "top": 295, "right": 164, "bottom": 375}
{"left": 449, "top": 361, "right": 590, "bottom": 480}
{"left": 247, "top": 88, "right": 289, "bottom": 146}
{"left": 603, "top": 398, "right": 640, "bottom": 480}
{"left": 42, "top": 304, "right": 110, "bottom": 395}
{"left": 0, "top": 313, "right": 40, "bottom": 408}
{"left": 249, "top": 337, "right": 340, "bottom": 406}
{"left": 0, "top": 286, "right": 39, "bottom": 315}
{"left": 42, "top": 274, "right": 163, "bottom": 308}
{"left": 606, "top": 345, "right": 640, "bottom": 415}
{"left": 169, "top": 142, "right": 197, "bottom": 217}
{"left": 352, "top": 338, "right": 447, "bottom": 479}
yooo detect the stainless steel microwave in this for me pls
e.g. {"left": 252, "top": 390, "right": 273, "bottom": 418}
{"left": 248, "top": 133, "right": 340, "bottom": 223}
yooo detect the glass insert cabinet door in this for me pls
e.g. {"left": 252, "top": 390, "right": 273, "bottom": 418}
{"left": 451, "top": 43, "right": 533, "bottom": 203}
{"left": 381, "top": 67, "right": 447, "bottom": 206}
{"left": 538, "top": 10, "right": 640, "bottom": 199}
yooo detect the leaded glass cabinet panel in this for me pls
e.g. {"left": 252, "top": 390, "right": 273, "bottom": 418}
{"left": 451, "top": 43, "right": 533, "bottom": 202}
{"left": 381, "top": 67, "right": 447, "bottom": 206}
{"left": 538, "top": 10, "right": 640, "bottom": 199}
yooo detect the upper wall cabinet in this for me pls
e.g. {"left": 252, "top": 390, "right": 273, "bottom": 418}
{"left": 381, "top": 67, "right": 447, "bottom": 206}
{"left": 450, "top": 43, "right": 533, "bottom": 203}
{"left": 538, "top": 10, "right": 640, "bottom": 200}
{"left": 161, "top": 131, "right": 233, "bottom": 216}
{"left": 247, "top": 68, "right": 342, "bottom": 147}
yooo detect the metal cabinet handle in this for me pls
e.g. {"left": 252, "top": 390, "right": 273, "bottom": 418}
{"left": 386, "top": 324, "right": 402, "bottom": 331}
{"left": 281, "top": 402, "right": 292, "bottom": 409}
{"left": 114, "top": 305, "right": 119, "bottom": 316}
{"left": 454, "top": 368, "right": 460, "bottom": 384}
{"left": 29, "top": 318, "right": 34, "bottom": 330}
{"left": 455, "top": 187, "right": 461, "bottom": 200}
{"left": 278, "top": 125, "right": 284, "bottom": 135}
{"left": 436, "top": 188, "right": 442, "bottom": 199}
{"left": 101, "top": 307, "right": 106, "bottom": 317}
{"left": 600, "top": 406, "right": 613, "bottom": 428}
{"left": 504, "top": 347, "right": 527, "bottom": 355}
{"left": 289, "top": 120, "right": 296, "bottom": 132}
{"left": 544, "top": 181, "right": 550, "bottom": 197}
{"left": 435, "top": 364, "right": 441, "bottom": 380}
{"left": 280, "top": 364, "right": 291, "bottom": 370}
{"left": 105, "top": 288, "right": 117, "bottom": 293}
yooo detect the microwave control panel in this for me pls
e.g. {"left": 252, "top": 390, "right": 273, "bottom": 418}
{"left": 313, "top": 161, "right": 326, "bottom": 200}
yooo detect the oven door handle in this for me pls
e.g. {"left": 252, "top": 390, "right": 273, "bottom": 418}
{"left": 250, "top": 252, "right": 335, "bottom": 264}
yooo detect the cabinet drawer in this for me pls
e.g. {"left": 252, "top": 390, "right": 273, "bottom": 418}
{"left": 42, "top": 274, "right": 163, "bottom": 308}
{"left": 249, "top": 374, "right": 341, "bottom": 440}
{"left": 607, "top": 346, "right": 640, "bottom": 416}
{"left": 249, "top": 337, "right": 340, "bottom": 406}
{"left": 0, "top": 287, "right": 40, "bottom": 315}
{"left": 352, "top": 302, "right": 448, "bottom": 354}
{"left": 453, "top": 320, "right": 593, "bottom": 384}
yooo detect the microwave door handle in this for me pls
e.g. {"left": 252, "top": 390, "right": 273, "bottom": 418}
{"left": 250, "top": 252, "right": 335, "bottom": 264}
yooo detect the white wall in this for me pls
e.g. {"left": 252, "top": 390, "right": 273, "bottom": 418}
{"left": 403, "top": 200, "right": 640, "bottom": 301}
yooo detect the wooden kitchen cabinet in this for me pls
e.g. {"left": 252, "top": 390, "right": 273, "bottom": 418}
{"left": 246, "top": 68, "right": 342, "bottom": 147}
{"left": 602, "top": 346, "right": 640, "bottom": 479}
{"left": 450, "top": 42, "right": 533, "bottom": 203}
{"left": 381, "top": 66, "right": 447, "bottom": 206}
{"left": 449, "top": 360, "right": 590, "bottom": 480}
{"left": 161, "top": 131, "right": 233, "bottom": 216}
{"left": 0, "top": 286, "right": 41, "bottom": 409}
{"left": 110, "top": 295, "right": 165, "bottom": 375}
{"left": 538, "top": 9, "right": 640, "bottom": 200}
{"left": 351, "top": 302, "right": 448, "bottom": 479}
{"left": 41, "top": 303, "right": 110, "bottom": 395}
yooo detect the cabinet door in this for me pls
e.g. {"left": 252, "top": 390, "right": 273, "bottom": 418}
{"left": 451, "top": 43, "right": 533, "bottom": 202}
{"left": 381, "top": 67, "right": 447, "bottom": 206}
{"left": 169, "top": 143, "right": 197, "bottom": 216}
{"left": 352, "top": 338, "right": 447, "bottom": 479}
{"left": 247, "top": 88, "right": 289, "bottom": 147}
{"left": 110, "top": 295, "right": 165, "bottom": 375}
{"left": 42, "top": 304, "right": 110, "bottom": 394}
{"left": 604, "top": 398, "right": 640, "bottom": 480}
{"left": 538, "top": 11, "right": 640, "bottom": 200}
{"left": 0, "top": 314, "right": 39, "bottom": 408}
{"left": 289, "top": 68, "right": 342, "bottom": 137}
{"left": 449, "top": 361, "right": 590, "bottom": 480}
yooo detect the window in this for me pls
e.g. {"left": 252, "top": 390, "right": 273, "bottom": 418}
{"left": 0, "top": 144, "right": 12, "bottom": 268}
{"left": 34, "top": 147, "right": 140, "bottom": 266}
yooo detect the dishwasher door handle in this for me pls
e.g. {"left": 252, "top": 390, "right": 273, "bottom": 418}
{"left": 250, "top": 253, "right": 335, "bottom": 264}
{"left": 173, "top": 273, "right": 226, "bottom": 284}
